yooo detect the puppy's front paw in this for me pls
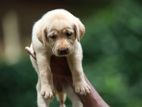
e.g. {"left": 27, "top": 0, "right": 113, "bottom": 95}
{"left": 74, "top": 81, "right": 91, "bottom": 95}
{"left": 40, "top": 85, "right": 54, "bottom": 99}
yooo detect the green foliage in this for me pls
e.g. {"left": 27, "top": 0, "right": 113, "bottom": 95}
{"left": 0, "top": 59, "right": 37, "bottom": 107}
{"left": 82, "top": 0, "right": 142, "bottom": 107}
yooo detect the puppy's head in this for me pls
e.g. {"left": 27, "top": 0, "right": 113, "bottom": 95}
{"left": 36, "top": 9, "right": 85, "bottom": 57}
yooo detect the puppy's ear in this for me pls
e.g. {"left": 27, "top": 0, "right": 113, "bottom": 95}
{"left": 34, "top": 21, "right": 48, "bottom": 46}
{"left": 37, "top": 27, "right": 48, "bottom": 46}
{"left": 74, "top": 18, "right": 85, "bottom": 41}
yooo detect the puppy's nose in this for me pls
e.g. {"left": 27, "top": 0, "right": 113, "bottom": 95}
{"left": 58, "top": 48, "right": 69, "bottom": 55}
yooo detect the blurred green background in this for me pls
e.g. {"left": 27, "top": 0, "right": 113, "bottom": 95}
{"left": 0, "top": 0, "right": 142, "bottom": 107}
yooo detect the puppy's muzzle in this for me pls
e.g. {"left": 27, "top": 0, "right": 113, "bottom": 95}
{"left": 58, "top": 48, "right": 69, "bottom": 56}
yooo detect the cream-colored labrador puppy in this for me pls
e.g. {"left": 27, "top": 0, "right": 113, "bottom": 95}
{"left": 28, "top": 9, "right": 90, "bottom": 107}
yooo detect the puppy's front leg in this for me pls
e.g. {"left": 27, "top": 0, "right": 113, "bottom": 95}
{"left": 36, "top": 53, "right": 54, "bottom": 99}
{"left": 67, "top": 43, "right": 90, "bottom": 95}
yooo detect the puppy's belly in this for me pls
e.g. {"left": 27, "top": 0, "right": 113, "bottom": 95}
{"left": 50, "top": 55, "right": 73, "bottom": 91}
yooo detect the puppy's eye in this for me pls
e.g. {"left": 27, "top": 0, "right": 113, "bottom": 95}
{"left": 49, "top": 35, "right": 57, "bottom": 40}
{"left": 65, "top": 32, "right": 73, "bottom": 37}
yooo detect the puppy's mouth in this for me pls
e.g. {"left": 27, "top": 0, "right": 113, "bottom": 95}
{"left": 54, "top": 48, "right": 70, "bottom": 57}
{"left": 59, "top": 49, "right": 70, "bottom": 57}
{"left": 57, "top": 54, "right": 69, "bottom": 57}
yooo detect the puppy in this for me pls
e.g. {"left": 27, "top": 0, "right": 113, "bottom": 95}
{"left": 27, "top": 9, "right": 91, "bottom": 107}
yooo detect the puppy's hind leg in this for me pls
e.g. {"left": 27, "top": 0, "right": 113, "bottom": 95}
{"left": 56, "top": 91, "right": 66, "bottom": 107}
